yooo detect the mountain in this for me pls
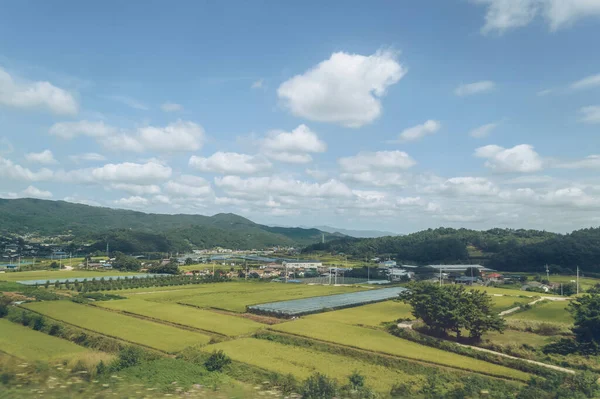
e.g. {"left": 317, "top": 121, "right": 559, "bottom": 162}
{"left": 302, "top": 227, "right": 600, "bottom": 274}
{"left": 0, "top": 198, "right": 342, "bottom": 251}
{"left": 314, "top": 225, "right": 400, "bottom": 238}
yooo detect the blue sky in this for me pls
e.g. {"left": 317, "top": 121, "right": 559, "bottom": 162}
{"left": 1, "top": 0, "right": 600, "bottom": 233}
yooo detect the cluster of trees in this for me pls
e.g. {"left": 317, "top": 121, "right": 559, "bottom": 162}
{"left": 112, "top": 252, "right": 142, "bottom": 271}
{"left": 40, "top": 274, "right": 229, "bottom": 293}
{"left": 401, "top": 282, "right": 505, "bottom": 341}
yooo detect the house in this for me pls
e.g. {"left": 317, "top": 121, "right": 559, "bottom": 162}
{"left": 454, "top": 276, "right": 480, "bottom": 285}
{"left": 484, "top": 273, "right": 504, "bottom": 282}
{"left": 388, "top": 269, "right": 414, "bottom": 281}
{"left": 378, "top": 260, "right": 397, "bottom": 269}
{"left": 282, "top": 261, "right": 322, "bottom": 269}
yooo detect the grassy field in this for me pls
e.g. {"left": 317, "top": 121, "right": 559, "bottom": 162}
{"left": 97, "top": 299, "right": 264, "bottom": 336}
{"left": 490, "top": 295, "right": 533, "bottom": 312}
{"left": 24, "top": 301, "right": 211, "bottom": 353}
{"left": 484, "top": 329, "right": 554, "bottom": 347}
{"left": 306, "top": 300, "right": 413, "bottom": 327}
{"left": 0, "top": 319, "right": 91, "bottom": 361}
{"left": 547, "top": 275, "right": 598, "bottom": 291}
{"left": 507, "top": 300, "right": 573, "bottom": 324}
{"left": 0, "top": 269, "right": 144, "bottom": 282}
{"left": 270, "top": 319, "right": 530, "bottom": 381}
{"left": 473, "top": 286, "right": 548, "bottom": 297}
{"left": 202, "top": 338, "right": 418, "bottom": 392}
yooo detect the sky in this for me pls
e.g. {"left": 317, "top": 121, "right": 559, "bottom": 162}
{"left": 1, "top": 0, "right": 600, "bottom": 234}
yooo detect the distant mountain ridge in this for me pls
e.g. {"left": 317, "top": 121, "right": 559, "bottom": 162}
{"left": 0, "top": 198, "right": 342, "bottom": 251}
{"left": 314, "top": 225, "right": 400, "bottom": 238}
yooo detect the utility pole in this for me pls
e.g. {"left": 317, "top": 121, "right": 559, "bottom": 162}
{"left": 335, "top": 267, "right": 338, "bottom": 285}
{"left": 329, "top": 267, "right": 332, "bottom": 285}
{"left": 285, "top": 263, "right": 288, "bottom": 283}
{"left": 439, "top": 267, "right": 442, "bottom": 286}
{"left": 245, "top": 259, "right": 248, "bottom": 281}
{"left": 545, "top": 264, "right": 550, "bottom": 283}
{"left": 561, "top": 283, "right": 563, "bottom": 296}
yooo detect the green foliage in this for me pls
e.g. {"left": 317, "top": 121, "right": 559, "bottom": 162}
{"left": 301, "top": 372, "right": 338, "bottom": 399}
{"left": 0, "top": 295, "right": 10, "bottom": 318}
{"left": 112, "top": 252, "right": 141, "bottom": 271}
{"left": 568, "top": 293, "right": 600, "bottom": 354}
{"left": 32, "top": 315, "right": 45, "bottom": 331}
{"left": 401, "top": 282, "right": 505, "bottom": 340}
{"left": 204, "top": 350, "right": 231, "bottom": 372}
{"left": 112, "top": 346, "right": 146, "bottom": 370}
{"left": 49, "top": 261, "right": 59, "bottom": 269}
{"left": 147, "top": 261, "right": 179, "bottom": 275}
{"left": 348, "top": 370, "right": 365, "bottom": 389}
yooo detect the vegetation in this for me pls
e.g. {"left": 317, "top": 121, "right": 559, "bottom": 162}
{"left": 23, "top": 301, "right": 211, "bottom": 353}
{"left": 111, "top": 252, "right": 141, "bottom": 271}
{"left": 507, "top": 301, "right": 573, "bottom": 324}
{"left": 306, "top": 300, "right": 412, "bottom": 327}
{"left": 97, "top": 299, "right": 263, "bottom": 336}
{"left": 401, "top": 282, "right": 505, "bottom": 340}
{"left": 204, "top": 350, "right": 232, "bottom": 371}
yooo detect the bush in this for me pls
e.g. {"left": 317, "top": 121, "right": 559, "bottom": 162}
{"left": 113, "top": 346, "right": 146, "bottom": 370}
{"left": 20, "top": 311, "right": 31, "bottom": 326}
{"left": 0, "top": 296, "right": 10, "bottom": 318}
{"left": 348, "top": 370, "right": 365, "bottom": 389}
{"left": 96, "top": 360, "right": 107, "bottom": 375}
{"left": 204, "top": 350, "right": 231, "bottom": 372}
{"left": 32, "top": 315, "right": 45, "bottom": 331}
{"left": 48, "top": 324, "right": 62, "bottom": 336}
{"left": 301, "top": 373, "right": 337, "bottom": 399}
{"left": 543, "top": 338, "right": 579, "bottom": 355}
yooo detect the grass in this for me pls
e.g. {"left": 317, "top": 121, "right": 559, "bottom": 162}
{"left": 507, "top": 300, "right": 573, "bottom": 324}
{"left": 547, "top": 275, "right": 598, "bottom": 291}
{"left": 23, "top": 301, "right": 211, "bottom": 353}
{"left": 490, "top": 295, "right": 533, "bottom": 312}
{"left": 202, "top": 338, "right": 418, "bottom": 392}
{"left": 473, "top": 286, "right": 551, "bottom": 297}
{"left": 484, "top": 329, "right": 554, "bottom": 347}
{"left": 269, "top": 319, "right": 530, "bottom": 382}
{"left": 306, "top": 300, "right": 413, "bottom": 327}
{"left": 0, "top": 318, "right": 91, "bottom": 361}
{"left": 97, "top": 299, "right": 263, "bottom": 336}
{"left": 0, "top": 269, "right": 144, "bottom": 282}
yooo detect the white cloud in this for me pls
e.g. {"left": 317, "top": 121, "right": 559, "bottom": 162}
{"left": 251, "top": 79, "right": 264, "bottom": 89}
{"left": 570, "top": 73, "right": 600, "bottom": 90}
{"left": 114, "top": 196, "right": 149, "bottom": 207}
{"left": 261, "top": 124, "right": 327, "bottom": 164}
{"left": 50, "top": 120, "right": 116, "bottom": 139}
{"left": 164, "top": 175, "right": 213, "bottom": 198}
{"left": 537, "top": 88, "right": 555, "bottom": 96}
{"left": 0, "top": 67, "right": 78, "bottom": 115}
{"left": 152, "top": 195, "right": 171, "bottom": 204}
{"left": 579, "top": 105, "right": 600, "bottom": 124}
{"left": 110, "top": 183, "right": 161, "bottom": 195}
{"left": 305, "top": 168, "right": 328, "bottom": 181}
{"left": 469, "top": 122, "right": 498, "bottom": 138}
{"left": 340, "top": 171, "right": 408, "bottom": 187}
{"left": 215, "top": 176, "right": 353, "bottom": 199}
{"left": 161, "top": 102, "right": 183, "bottom": 112}
{"left": 475, "top": 144, "right": 543, "bottom": 173}
{"left": 0, "top": 156, "right": 54, "bottom": 181}
{"left": 397, "top": 120, "right": 441, "bottom": 143}
{"left": 338, "top": 150, "right": 416, "bottom": 173}
{"left": 557, "top": 155, "right": 600, "bottom": 169}
{"left": 189, "top": 152, "right": 271, "bottom": 174}
{"left": 435, "top": 177, "right": 500, "bottom": 197}
{"left": 474, "top": 0, "right": 600, "bottom": 33}
{"left": 69, "top": 153, "right": 106, "bottom": 163}
{"left": 21, "top": 185, "right": 53, "bottom": 199}
{"left": 454, "top": 80, "right": 496, "bottom": 96}
{"left": 91, "top": 161, "right": 172, "bottom": 184}
{"left": 108, "top": 95, "right": 148, "bottom": 110}
{"left": 25, "top": 150, "right": 57, "bottom": 165}
{"left": 63, "top": 196, "right": 101, "bottom": 207}
{"left": 135, "top": 120, "right": 205, "bottom": 152}
{"left": 277, "top": 50, "right": 406, "bottom": 128}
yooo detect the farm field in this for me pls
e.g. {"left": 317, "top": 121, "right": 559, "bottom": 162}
{"left": 484, "top": 329, "right": 555, "bottom": 347}
{"left": 547, "top": 275, "right": 598, "bottom": 291}
{"left": 474, "top": 286, "right": 549, "bottom": 297}
{"left": 0, "top": 319, "right": 90, "bottom": 361}
{"left": 270, "top": 319, "right": 530, "bottom": 381}
{"left": 507, "top": 300, "right": 573, "bottom": 324}
{"left": 97, "top": 299, "right": 263, "bottom": 336}
{"left": 202, "top": 338, "right": 417, "bottom": 392}
{"left": 306, "top": 300, "right": 413, "bottom": 326}
{"left": 23, "top": 301, "right": 211, "bottom": 353}
{"left": 0, "top": 269, "right": 143, "bottom": 282}
{"left": 490, "top": 295, "right": 533, "bottom": 311}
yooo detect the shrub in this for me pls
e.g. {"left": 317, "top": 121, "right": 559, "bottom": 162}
{"left": 20, "top": 311, "right": 31, "bottom": 326}
{"left": 48, "top": 323, "right": 62, "bottom": 336}
{"left": 32, "top": 315, "right": 45, "bottom": 331}
{"left": 204, "top": 350, "right": 231, "bottom": 372}
{"left": 96, "top": 360, "right": 107, "bottom": 375}
{"left": 113, "top": 346, "right": 146, "bottom": 370}
{"left": 348, "top": 370, "right": 365, "bottom": 390}
{"left": 301, "top": 373, "right": 337, "bottom": 399}
{"left": 543, "top": 338, "right": 579, "bottom": 355}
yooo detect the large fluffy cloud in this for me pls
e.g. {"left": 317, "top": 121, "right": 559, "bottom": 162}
{"left": 21, "top": 185, "right": 53, "bottom": 199}
{"left": 50, "top": 120, "right": 116, "bottom": 139}
{"left": 0, "top": 156, "right": 54, "bottom": 181}
{"left": 90, "top": 161, "right": 172, "bottom": 184}
{"left": 571, "top": 73, "right": 600, "bottom": 90}
{"left": 0, "top": 67, "right": 78, "bottom": 115}
{"left": 261, "top": 124, "right": 326, "bottom": 164}
{"left": 189, "top": 152, "right": 271, "bottom": 174}
{"left": 474, "top": 0, "right": 600, "bottom": 34}
{"left": 338, "top": 150, "right": 416, "bottom": 173}
{"left": 277, "top": 50, "right": 406, "bottom": 128}
{"left": 475, "top": 144, "right": 543, "bottom": 173}
{"left": 164, "top": 175, "right": 213, "bottom": 198}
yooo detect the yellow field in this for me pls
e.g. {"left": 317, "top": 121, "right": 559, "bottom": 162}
{"left": 24, "top": 301, "right": 211, "bottom": 353}
{"left": 306, "top": 300, "right": 413, "bottom": 327}
{"left": 0, "top": 269, "right": 144, "bottom": 282}
{"left": 97, "top": 299, "right": 263, "bottom": 336}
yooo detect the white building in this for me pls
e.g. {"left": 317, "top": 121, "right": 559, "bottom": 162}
{"left": 282, "top": 261, "right": 322, "bottom": 269}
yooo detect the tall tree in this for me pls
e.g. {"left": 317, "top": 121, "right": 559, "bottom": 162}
{"left": 568, "top": 293, "right": 600, "bottom": 353}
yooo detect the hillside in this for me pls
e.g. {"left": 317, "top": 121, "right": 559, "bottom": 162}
{"left": 0, "top": 198, "right": 341, "bottom": 250}
{"left": 303, "top": 227, "right": 600, "bottom": 274}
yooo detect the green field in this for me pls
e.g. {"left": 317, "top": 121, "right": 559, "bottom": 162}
{"left": 0, "top": 269, "right": 143, "bottom": 282}
{"left": 306, "top": 300, "right": 413, "bottom": 327}
{"left": 474, "top": 286, "right": 548, "bottom": 298}
{"left": 484, "top": 329, "right": 554, "bottom": 347}
{"left": 24, "top": 301, "right": 211, "bottom": 353}
{"left": 490, "top": 295, "right": 533, "bottom": 312}
{"left": 0, "top": 319, "right": 90, "bottom": 361}
{"left": 547, "top": 275, "right": 598, "bottom": 291}
{"left": 202, "top": 338, "right": 418, "bottom": 392}
{"left": 97, "top": 299, "right": 263, "bottom": 336}
{"left": 124, "top": 282, "right": 365, "bottom": 312}
{"left": 507, "top": 300, "right": 573, "bottom": 324}
{"left": 270, "top": 319, "right": 530, "bottom": 381}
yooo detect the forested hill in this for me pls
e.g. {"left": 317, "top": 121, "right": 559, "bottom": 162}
{"left": 0, "top": 198, "right": 343, "bottom": 250}
{"left": 303, "top": 227, "right": 600, "bottom": 273}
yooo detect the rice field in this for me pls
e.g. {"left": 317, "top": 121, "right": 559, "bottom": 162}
{"left": 0, "top": 270, "right": 143, "bottom": 282}
{"left": 270, "top": 319, "right": 530, "bottom": 381}
{"left": 0, "top": 319, "right": 90, "bottom": 361}
{"left": 305, "top": 300, "right": 413, "bottom": 326}
{"left": 24, "top": 301, "right": 211, "bottom": 353}
{"left": 490, "top": 295, "right": 533, "bottom": 312}
{"left": 507, "top": 300, "right": 573, "bottom": 324}
{"left": 97, "top": 299, "right": 263, "bottom": 336}
{"left": 202, "top": 338, "right": 420, "bottom": 392}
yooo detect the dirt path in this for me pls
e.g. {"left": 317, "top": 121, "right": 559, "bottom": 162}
{"left": 499, "top": 295, "right": 570, "bottom": 317}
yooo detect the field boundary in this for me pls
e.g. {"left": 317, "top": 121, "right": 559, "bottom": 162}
{"left": 264, "top": 328, "right": 530, "bottom": 382}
